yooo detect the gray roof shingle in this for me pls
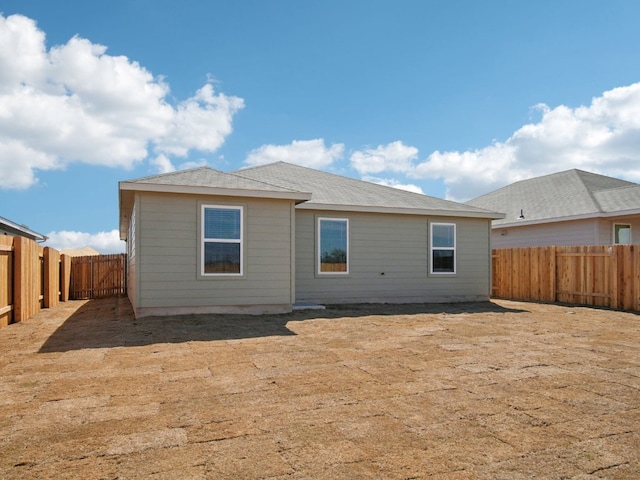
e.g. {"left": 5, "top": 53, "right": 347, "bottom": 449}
{"left": 467, "top": 169, "right": 640, "bottom": 226}
{"left": 122, "top": 166, "right": 306, "bottom": 194}
{"left": 234, "top": 162, "right": 501, "bottom": 218}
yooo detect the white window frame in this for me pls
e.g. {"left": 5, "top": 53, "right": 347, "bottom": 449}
{"left": 613, "top": 223, "right": 631, "bottom": 245}
{"left": 127, "top": 204, "right": 136, "bottom": 260}
{"left": 317, "top": 217, "right": 349, "bottom": 275}
{"left": 201, "top": 205, "right": 243, "bottom": 276}
{"left": 430, "top": 222, "right": 456, "bottom": 275}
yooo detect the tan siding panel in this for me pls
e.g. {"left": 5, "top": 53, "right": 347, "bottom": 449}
{"left": 493, "top": 219, "right": 598, "bottom": 248}
{"left": 295, "top": 211, "right": 491, "bottom": 303}
{"left": 136, "top": 193, "right": 294, "bottom": 310}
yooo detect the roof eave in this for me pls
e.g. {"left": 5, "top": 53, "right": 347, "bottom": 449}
{"left": 0, "top": 216, "right": 47, "bottom": 242}
{"left": 493, "top": 209, "right": 640, "bottom": 228}
{"left": 295, "top": 202, "right": 504, "bottom": 219}
{"left": 118, "top": 181, "right": 311, "bottom": 201}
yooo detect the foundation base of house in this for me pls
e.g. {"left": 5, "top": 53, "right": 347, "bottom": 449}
{"left": 292, "top": 302, "right": 326, "bottom": 311}
{"left": 133, "top": 303, "right": 293, "bottom": 319}
{"left": 297, "top": 294, "right": 491, "bottom": 305}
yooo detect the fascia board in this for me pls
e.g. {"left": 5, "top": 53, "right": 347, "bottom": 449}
{"left": 118, "top": 181, "right": 312, "bottom": 202}
{"left": 295, "top": 202, "right": 505, "bottom": 219}
{"left": 493, "top": 209, "right": 640, "bottom": 229}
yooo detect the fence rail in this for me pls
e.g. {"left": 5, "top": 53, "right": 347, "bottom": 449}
{"left": 492, "top": 245, "right": 640, "bottom": 311}
{"left": 1, "top": 236, "right": 126, "bottom": 328}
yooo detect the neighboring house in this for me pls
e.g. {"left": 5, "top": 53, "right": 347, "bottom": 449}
{"left": 467, "top": 169, "right": 640, "bottom": 248}
{"left": 119, "top": 162, "right": 503, "bottom": 318}
{"left": 59, "top": 247, "right": 101, "bottom": 257}
{"left": 0, "top": 215, "right": 47, "bottom": 242}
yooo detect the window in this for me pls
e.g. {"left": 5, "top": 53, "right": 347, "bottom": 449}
{"left": 202, "top": 205, "right": 243, "bottom": 275}
{"left": 318, "top": 217, "right": 349, "bottom": 274}
{"left": 431, "top": 223, "right": 456, "bottom": 274}
{"left": 614, "top": 224, "right": 631, "bottom": 245}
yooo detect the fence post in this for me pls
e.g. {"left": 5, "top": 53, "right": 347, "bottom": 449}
{"left": 60, "top": 254, "right": 71, "bottom": 301}
{"left": 43, "top": 247, "right": 60, "bottom": 308}
{"left": 13, "top": 236, "right": 40, "bottom": 322}
{"left": 0, "top": 236, "right": 13, "bottom": 327}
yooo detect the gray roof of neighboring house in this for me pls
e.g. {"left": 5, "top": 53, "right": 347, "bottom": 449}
{"left": 234, "top": 162, "right": 502, "bottom": 218}
{"left": 0, "top": 215, "right": 47, "bottom": 242}
{"left": 467, "top": 169, "right": 640, "bottom": 227}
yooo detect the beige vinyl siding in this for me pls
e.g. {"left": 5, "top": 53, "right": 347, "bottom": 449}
{"left": 596, "top": 216, "right": 640, "bottom": 244}
{"left": 295, "top": 210, "right": 491, "bottom": 304}
{"left": 492, "top": 219, "right": 597, "bottom": 248}
{"left": 493, "top": 215, "right": 640, "bottom": 248}
{"left": 136, "top": 192, "right": 294, "bottom": 312}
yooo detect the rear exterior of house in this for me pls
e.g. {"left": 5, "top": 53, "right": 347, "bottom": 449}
{"left": 120, "top": 162, "right": 502, "bottom": 318}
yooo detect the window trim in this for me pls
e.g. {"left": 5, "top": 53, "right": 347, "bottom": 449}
{"left": 613, "top": 223, "right": 631, "bottom": 245}
{"left": 430, "top": 222, "right": 456, "bottom": 275}
{"left": 317, "top": 217, "right": 349, "bottom": 276}
{"left": 127, "top": 201, "right": 136, "bottom": 260}
{"left": 201, "top": 204, "right": 244, "bottom": 277}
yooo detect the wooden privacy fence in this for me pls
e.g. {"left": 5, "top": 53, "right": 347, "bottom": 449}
{"left": 1, "top": 236, "right": 71, "bottom": 328}
{"left": 1, "top": 236, "right": 127, "bottom": 329}
{"left": 70, "top": 254, "right": 127, "bottom": 299}
{"left": 492, "top": 245, "right": 640, "bottom": 311}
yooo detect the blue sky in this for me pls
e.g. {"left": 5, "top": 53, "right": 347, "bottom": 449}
{"left": 1, "top": 1, "right": 640, "bottom": 252}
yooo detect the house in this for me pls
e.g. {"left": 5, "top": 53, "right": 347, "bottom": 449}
{"left": 119, "top": 162, "right": 503, "bottom": 318}
{"left": 59, "top": 247, "right": 101, "bottom": 257}
{"left": 466, "top": 169, "right": 640, "bottom": 248}
{"left": 0, "top": 215, "right": 47, "bottom": 242}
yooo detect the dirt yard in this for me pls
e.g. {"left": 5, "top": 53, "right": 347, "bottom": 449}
{"left": 0, "top": 297, "right": 638, "bottom": 479}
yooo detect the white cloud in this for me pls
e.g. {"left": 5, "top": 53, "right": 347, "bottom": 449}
{"left": 0, "top": 13, "right": 243, "bottom": 190}
{"left": 412, "top": 82, "right": 640, "bottom": 201}
{"left": 245, "top": 139, "right": 344, "bottom": 168}
{"left": 155, "top": 84, "right": 244, "bottom": 157}
{"left": 350, "top": 141, "right": 419, "bottom": 174}
{"left": 149, "top": 154, "right": 176, "bottom": 174}
{"left": 45, "top": 229, "right": 125, "bottom": 254}
{"left": 364, "top": 176, "right": 425, "bottom": 194}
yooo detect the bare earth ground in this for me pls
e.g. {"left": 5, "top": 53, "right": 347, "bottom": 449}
{"left": 0, "top": 297, "right": 638, "bottom": 480}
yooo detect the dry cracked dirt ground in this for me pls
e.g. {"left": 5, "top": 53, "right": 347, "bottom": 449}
{"left": 0, "top": 297, "right": 638, "bottom": 479}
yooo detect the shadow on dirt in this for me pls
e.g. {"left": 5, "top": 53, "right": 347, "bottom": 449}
{"left": 39, "top": 296, "right": 528, "bottom": 353}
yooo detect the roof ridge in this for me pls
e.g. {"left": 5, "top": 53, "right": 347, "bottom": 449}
{"left": 124, "top": 166, "right": 220, "bottom": 183}
{"left": 573, "top": 170, "right": 604, "bottom": 213}
{"left": 595, "top": 182, "right": 640, "bottom": 192}
{"left": 227, "top": 168, "right": 308, "bottom": 194}
{"left": 234, "top": 161, "right": 288, "bottom": 173}
{"left": 238, "top": 161, "right": 447, "bottom": 200}
{"left": 234, "top": 161, "right": 498, "bottom": 215}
